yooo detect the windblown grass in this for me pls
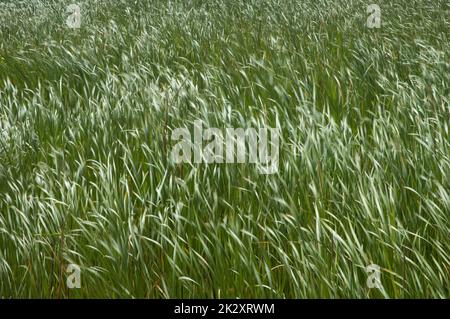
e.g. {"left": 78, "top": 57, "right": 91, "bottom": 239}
{"left": 0, "top": 0, "right": 449, "bottom": 298}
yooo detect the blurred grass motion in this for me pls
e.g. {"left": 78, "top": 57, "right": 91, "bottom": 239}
{"left": 0, "top": 0, "right": 449, "bottom": 298}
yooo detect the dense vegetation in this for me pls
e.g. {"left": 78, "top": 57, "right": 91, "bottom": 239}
{"left": 0, "top": 0, "right": 449, "bottom": 298}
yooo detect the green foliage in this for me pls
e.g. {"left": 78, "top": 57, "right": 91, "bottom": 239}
{"left": 0, "top": 0, "right": 449, "bottom": 298}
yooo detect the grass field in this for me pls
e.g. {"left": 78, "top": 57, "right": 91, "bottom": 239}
{"left": 0, "top": 0, "right": 449, "bottom": 298}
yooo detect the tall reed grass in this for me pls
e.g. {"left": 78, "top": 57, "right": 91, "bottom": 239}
{"left": 0, "top": 0, "right": 448, "bottom": 298}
